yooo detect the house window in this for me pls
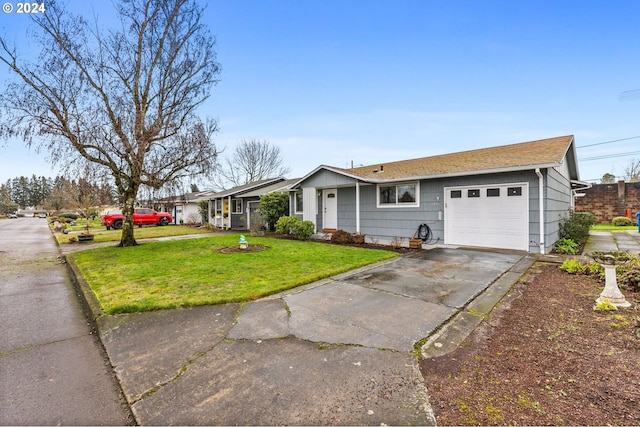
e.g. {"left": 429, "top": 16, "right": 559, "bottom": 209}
{"left": 487, "top": 188, "right": 500, "bottom": 197}
{"left": 377, "top": 182, "right": 419, "bottom": 207}
{"left": 295, "top": 191, "right": 303, "bottom": 213}
{"left": 450, "top": 190, "right": 462, "bottom": 198}
{"left": 468, "top": 189, "right": 480, "bottom": 198}
{"left": 231, "top": 199, "right": 243, "bottom": 214}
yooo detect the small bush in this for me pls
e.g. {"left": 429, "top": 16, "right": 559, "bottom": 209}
{"left": 275, "top": 216, "right": 300, "bottom": 235}
{"left": 59, "top": 213, "right": 79, "bottom": 220}
{"left": 559, "top": 211, "right": 596, "bottom": 247}
{"left": 554, "top": 238, "right": 579, "bottom": 254}
{"left": 296, "top": 220, "right": 315, "bottom": 241}
{"left": 274, "top": 216, "right": 314, "bottom": 240}
{"left": 331, "top": 229, "right": 354, "bottom": 244}
{"left": 612, "top": 216, "right": 633, "bottom": 226}
{"left": 560, "top": 258, "right": 588, "bottom": 274}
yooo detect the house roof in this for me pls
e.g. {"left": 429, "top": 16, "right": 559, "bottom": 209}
{"left": 209, "top": 177, "right": 286, "bottom": 199}
{"left": 297, "top": 135, "right": 577, "bottom": 185}
{"left": 239, "top": 178, "right": 300, "bottom": 198}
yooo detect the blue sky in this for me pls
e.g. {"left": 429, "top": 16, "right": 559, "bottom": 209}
{"left": 1, "top": 0, "right": 639, "bottom": 185}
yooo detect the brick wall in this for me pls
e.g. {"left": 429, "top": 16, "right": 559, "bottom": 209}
{"left": 574, "top": 181, "right": 640, "bottom": 224}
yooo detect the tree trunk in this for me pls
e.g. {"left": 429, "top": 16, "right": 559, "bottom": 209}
{"left": 118, "top": 186, "right": 138, "bottom": 247}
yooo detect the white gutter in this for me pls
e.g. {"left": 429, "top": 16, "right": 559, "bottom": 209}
{"left": 535, "top": 168, "right": 545, "bottom": 254}
{"left": 355, "top": 181, "right": 361, "bottom": 234}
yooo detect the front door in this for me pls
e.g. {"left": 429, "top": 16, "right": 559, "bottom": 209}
{"left": 323, "top": 189, "right": 338, "bottom": 230}
{"left": 247, "top": 201, "right": 261, "bottom": 230}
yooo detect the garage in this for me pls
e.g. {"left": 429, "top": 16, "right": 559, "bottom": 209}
{"left": 444, "top": 183, "right": 529, "bottom": 251}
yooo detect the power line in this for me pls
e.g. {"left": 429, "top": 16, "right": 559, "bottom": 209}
{"left": 579, "top": 150, "right": 640, "bottom": 161}
{"left": 576, "top": 135, "right": 640, "bottom": 149}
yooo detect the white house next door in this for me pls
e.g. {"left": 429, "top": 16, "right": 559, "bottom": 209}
{"left": 323, "top": 189, "right": 338, "bottom": 230}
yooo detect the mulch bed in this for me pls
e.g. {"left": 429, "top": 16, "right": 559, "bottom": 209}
{"left": 218, "top": 245, "right": 269, "bottom": 254}
{"left": 421, "top": 262, "right": 640, "bottom": 426}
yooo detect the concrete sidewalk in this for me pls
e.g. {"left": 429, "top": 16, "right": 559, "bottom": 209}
{"left": 83, "top": 247, "right": 533, "bottom": 425}
{"left": 583, "top": 230, "right": 640, "bottom": 253}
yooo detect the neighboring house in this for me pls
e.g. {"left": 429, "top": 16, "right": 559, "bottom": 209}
{"left": 172, "top": 191, "right": 215, "bottom": 225}
{"left": 237, "top": 178, "right": 300, "bottom": 230}
{"left": 291, "top": 135, "right": 587, "bottom": 254}
{"left": 207, "top": 178, "right": 287, "bottom": 230}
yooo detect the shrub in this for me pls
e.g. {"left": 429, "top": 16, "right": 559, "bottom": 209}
{"left": 274, "top": 216, "right": 315, "bottom": 240}
{"left": 559, "top": 211, "right": 596, "bottom": 247}
{"left": 275, "top": 216, "right": 300, "bottom": 235}
{"left": 258, "top": 192, "right": 290, "bottom": 230}
{"left": 617, "top": 253, "right": 640, "bottom": 291}
{"left": 296, "top": 220, "right": 315, "bottom": 241}
{"left": 554, "top": 238, "right": 579, "bottom": 254}
{"left": 612, "top": 216, "right": 633, "bottom": 226}
{"left": 331, "top": 229, "right": 354, "bottom": 244}
{"left": 59, "top": 212, "right": 79, "bottom": 220}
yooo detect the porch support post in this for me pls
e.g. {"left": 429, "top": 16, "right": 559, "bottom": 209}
{"left": 228, "top": 195, "right": 232, "bottom": 229}
{"left": 355, "top": 181, "right": 361, "bottom": 234}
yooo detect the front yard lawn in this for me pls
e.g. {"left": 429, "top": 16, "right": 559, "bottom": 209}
{"left": 54, "top": 224, "right": 214, "bottom": 244}
{"left": 591, "top": 224, "right": 637, "bottom": 231}
{"left": 69, "top": 234, "right": 398, "bottom": 314}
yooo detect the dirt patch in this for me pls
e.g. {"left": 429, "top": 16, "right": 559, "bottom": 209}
{"left": 218, "top": 245, "right": 269, "bottom": 254}
{"left": 421, "top": 262, "right": 640, "bottom": 426}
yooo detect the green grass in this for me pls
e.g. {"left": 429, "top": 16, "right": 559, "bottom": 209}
{"left": 53, "top": 224, "right": 214, "bottom": 244}
{"left": 591, "top": 224, "right": 637, "bottom": 232}
{"left": 69, "top": 234, "right": 398, "bottom": 314}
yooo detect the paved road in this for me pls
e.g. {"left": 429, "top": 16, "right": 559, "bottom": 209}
{"left": 0, "top": 218, "right": 133, "bottom": 425}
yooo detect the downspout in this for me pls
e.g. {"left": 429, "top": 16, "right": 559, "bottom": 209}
{"left": 535, "top": 168, "right": 545, "bottom": 254}
{"left": 355, "top": 182, "right": 361, "bottom": 234}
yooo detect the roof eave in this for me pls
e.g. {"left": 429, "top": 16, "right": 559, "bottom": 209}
{"left": 360, "top": 163, "right": 564, "bottom": 183}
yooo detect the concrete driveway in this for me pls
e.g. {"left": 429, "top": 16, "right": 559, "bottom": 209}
{"left": 93, "top": 247, "right": 533, "bottom": 425}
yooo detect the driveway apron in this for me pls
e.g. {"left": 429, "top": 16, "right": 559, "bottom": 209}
{"left": 97, "top": 246, "right": 524, "bottom": 425}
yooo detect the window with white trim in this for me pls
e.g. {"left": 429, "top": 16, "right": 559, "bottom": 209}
{"left": 231, "top": 199, "right": 243, "bottom": 214}
{"left": 377, "top": 182, "right": 419, "bottom": 207}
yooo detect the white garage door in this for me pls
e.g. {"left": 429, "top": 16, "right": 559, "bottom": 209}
{"left": 444, "top": 183, "right": 529, "bottom": 251}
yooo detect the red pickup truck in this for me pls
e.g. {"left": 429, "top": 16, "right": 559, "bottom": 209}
{"left": 101, "top": 208, "right": 173, "bottom": 230}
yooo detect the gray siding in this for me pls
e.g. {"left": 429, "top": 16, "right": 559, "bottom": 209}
{"left": 337, "top": 171, "right": 544, "bottom": 251}
{"left": 546, "top": 166, "right": 573, "bottom": 252}
{"left": 231, "top": 196, "right": 260, "bottom": 230}
{"left": 300, "top": 167, "right": 572, "bottom": 253}
{"left": 299, "top": 169, "right": 360, "bottom": 188}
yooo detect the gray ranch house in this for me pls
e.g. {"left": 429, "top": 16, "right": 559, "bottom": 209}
{"left": 207, "top": 177, "right": 293, "bottom": 230}
{"left": 291, "top": 135, "right": 587, "bottom": 254}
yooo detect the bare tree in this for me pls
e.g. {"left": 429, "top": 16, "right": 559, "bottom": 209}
{"left": 0, "top": 0, "right": 220, "bottom": 246}
{"left": 214, "top": 139, "right": 291, "bottom": 189}
{"left": 624, "top": 158, "right": 640, "bottom": 182}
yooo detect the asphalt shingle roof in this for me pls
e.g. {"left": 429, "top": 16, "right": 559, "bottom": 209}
{"left": 331, "top": 135, "right": 575, "bottom": 181}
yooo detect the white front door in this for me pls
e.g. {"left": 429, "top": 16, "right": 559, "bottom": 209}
{"left": 323, "top": 189, "right": 338, "bottom": 230}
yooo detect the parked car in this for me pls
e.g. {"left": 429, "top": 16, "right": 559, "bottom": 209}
{"left": 9, "top": 214, "right": 17, "bottom": 218}
{"left": 101, "top": 208, "right": 173, "bottom": 230}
